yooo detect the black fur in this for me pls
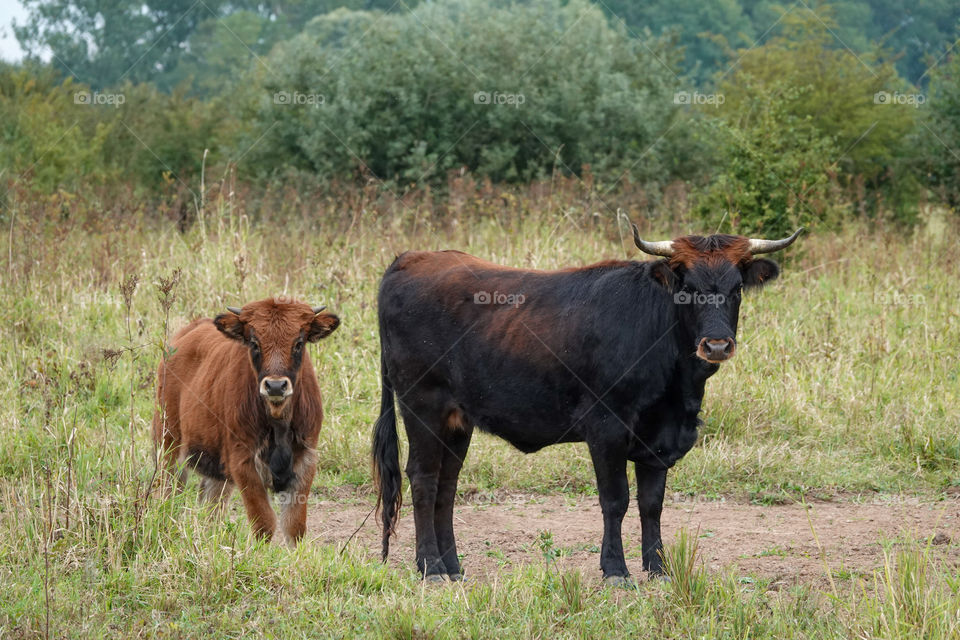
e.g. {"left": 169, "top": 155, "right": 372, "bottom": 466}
{"left": 372, "top": 247, "right": 784, "bottom": 580}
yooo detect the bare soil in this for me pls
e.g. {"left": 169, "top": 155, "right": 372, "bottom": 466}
{"left": 306, "top": 492, "right": 960, "bottom": 586}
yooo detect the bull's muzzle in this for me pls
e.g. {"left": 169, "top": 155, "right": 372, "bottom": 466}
{"left": 697, "top": 337, "right": 736, "bottom": 363}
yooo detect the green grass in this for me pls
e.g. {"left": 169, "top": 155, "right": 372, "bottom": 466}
{"left": 1, "top": 190, "right": 959, "bottom": 636}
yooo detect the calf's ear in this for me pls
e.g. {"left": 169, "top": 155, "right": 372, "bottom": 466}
{"left": 649, "top": 260, "right": 680, "bottom": 291}
{"left": 214, "top": 312, "right": 246, "bottom": 341}
{"left": 306, "top": 312, "right": 340, "bottom": 342}
{"left": 741, "top": 258, "right": 780, "bottom": 289}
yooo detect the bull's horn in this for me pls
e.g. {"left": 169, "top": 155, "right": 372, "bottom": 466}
{"left": 747, "top": 228, "right": 805, "bottom": 254}
{"left": 311, "top": 305, "right": 326, "bottom": 314}
{"left": 632, "top": 224, "right": 675, "bottom": 257}
{"left": 226, "top": 306, "right": 242, "bottom": 314}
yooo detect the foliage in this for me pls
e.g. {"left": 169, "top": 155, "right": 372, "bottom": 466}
{"left": 599, "top": 0, "right": 960, "bottom": 87}
{"left": 13, "top": 0, "right": 414, "bottom": 92}
{"left": 0, "top": 63, "right": 114, "bottom": 191}
{"left": 694, "top": 6, "right": 922, "bottom": 234}
{"left": 0, "top": 63, "right": 226, "bottom": 194}
{"left": 241, "top": 0, "right": 686, "bottom": 186}
{"left": 924, "top": 45, "right": 960, "bottom": 207}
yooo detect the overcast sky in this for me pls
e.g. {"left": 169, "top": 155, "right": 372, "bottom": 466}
{"left": 0, "top": 1, "right": 27, "bottom": 62}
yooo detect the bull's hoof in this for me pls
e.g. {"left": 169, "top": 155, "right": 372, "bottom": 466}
{"left": 448, "top": 573, "right": 464, "bottom": 582}
{"left": 602, "top": 575, "right": 636, "bottom": 589}
{"left": 424, "top": 573, "right": 447, "bottom": 584}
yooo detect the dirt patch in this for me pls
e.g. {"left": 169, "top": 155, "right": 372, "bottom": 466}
{"left": 306, "top": 494, "right": 960, "bottom": 586}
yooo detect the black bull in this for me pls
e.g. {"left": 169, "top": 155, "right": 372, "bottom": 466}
{"left": 372, "top": 226, "right": 803, "bottom": 582}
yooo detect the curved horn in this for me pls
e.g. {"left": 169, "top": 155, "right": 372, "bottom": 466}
{"left": 226, "top": 306, "right": 242, "bottom": 315}
{"left": 311, "top": 305, "right": 326, "bottom": 314}
{"left": 747, "top": 228, "right": 805, "bottom": 255}
{"left": 632, "top": 223, "right": 675, "bottom": 257}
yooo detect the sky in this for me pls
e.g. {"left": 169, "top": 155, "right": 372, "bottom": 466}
{"left": 0, "top": 0, "right": 27, "bottom": 62}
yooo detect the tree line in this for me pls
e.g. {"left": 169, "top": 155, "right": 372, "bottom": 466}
{"left": 3, "top": 0, "right": 960, "bottom": 233}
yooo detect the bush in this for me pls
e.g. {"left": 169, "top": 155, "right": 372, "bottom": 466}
{"left": 0, "top": 62, "right": 227, "bottom": 197}
{"left": 242, "top": 0, "right": 688, "bottom": 187}
{"left": 924, "top": 46, "right": 960, "bottom": 208}
{"left": 694, "top": 6, "right": 921, "bottom": 234}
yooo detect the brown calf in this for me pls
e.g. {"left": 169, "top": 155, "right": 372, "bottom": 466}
{"left": 153, "top": 298, "right": 340, "bottom": 543}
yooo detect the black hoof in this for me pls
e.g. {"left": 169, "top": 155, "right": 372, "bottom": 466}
{"left": 448, "top": 573, "right": 464, "bottom": 582}
{"left": 424, "top": 573, "right": 447, "bottom": 584}
{"left": 602, "top": 574, "right": 636, "bottom": 589}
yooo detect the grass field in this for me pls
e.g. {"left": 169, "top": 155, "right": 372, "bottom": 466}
{"left": 1, "top": 186, "right": 959, "bottom": 637}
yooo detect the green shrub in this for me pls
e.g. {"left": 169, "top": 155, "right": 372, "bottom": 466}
{"left": 243, "top": 0, "right": 688, "bottom": 187}
{"left": 694, "top": 6, "right": 921, "bottom": 234}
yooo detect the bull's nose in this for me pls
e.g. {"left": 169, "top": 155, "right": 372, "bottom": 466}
{"left": 260, "top": 377, "right": 291, "bottom": 399}
{"left": 698, "top": 338, "right": 736, "bottom": 362}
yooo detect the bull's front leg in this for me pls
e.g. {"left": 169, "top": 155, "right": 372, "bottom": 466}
{"left": 635, "top": 464, "right": 667, "bottom": 575}
{"left": 587, "top": 439, "right": 630, "bottom": 583}
{"left": 231, "top": 455, "right": 277, "bottom": 540}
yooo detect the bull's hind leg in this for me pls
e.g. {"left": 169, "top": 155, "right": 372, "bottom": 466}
{"left": 434, "top": 427, "right": 472, "bottom": 580}
{"left": 400, "top": 402, "right": 447, "bottom": 580}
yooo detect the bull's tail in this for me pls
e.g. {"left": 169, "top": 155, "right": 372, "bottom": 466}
{"left": 372, "top": 352, "right": 402, "bottom": 561}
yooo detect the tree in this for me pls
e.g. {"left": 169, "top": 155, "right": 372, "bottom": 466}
{"left": 14, "top": 0, "right": 415, "bottom": 91}
{"left": 924, "top": 44, "right": 960, "bottom": 207}
{"left": 695, "top": 5, "right": 920, "bottom": 233}
{"left": 242, "top": 0, "right": 687, "bottom": 186}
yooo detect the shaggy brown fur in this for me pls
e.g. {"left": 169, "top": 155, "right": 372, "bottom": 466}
{"left": 153, "top": 298, "right": 339, "bottom": 543}
{"left": 669, "top": 234, "right": 753, "bottom": 269}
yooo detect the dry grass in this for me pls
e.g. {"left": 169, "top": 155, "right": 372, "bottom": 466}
{"left": 1, "top": 182, "right": 958, "bottom": 636}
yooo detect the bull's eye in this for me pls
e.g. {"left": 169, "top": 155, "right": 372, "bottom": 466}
{"left": 250, "top": 340, "right": 261, "bottom": 356}
{"left": 293, "top": 340, "right": 303, "bottom": 355}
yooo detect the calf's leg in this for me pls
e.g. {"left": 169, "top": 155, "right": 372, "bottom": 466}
{"left": 280, "top": 450, "right": 317, "bottom": 546}
{"left": 231, "top": 456, "right": 276, "bottom": 540}
{"left": 635, "top": 464, "right": 667, "bottom": 575}
{"left": 200, "top": 477, "right": 234, "bottom": 514}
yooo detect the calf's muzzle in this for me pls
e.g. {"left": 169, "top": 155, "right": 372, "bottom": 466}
{"left": 260, "top": 376, "right": 292, "bottom": 401}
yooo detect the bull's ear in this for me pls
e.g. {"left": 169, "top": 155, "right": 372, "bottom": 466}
{"left": 742, "top": 258, "right": 780, "bottom": 289}
{"left": 306, "top": 312, "right": 340, "bottom": 342}
{"left": 214, "top": 312, "right": 246, "bottom": 342}
{"left": 649, "top": 260, "right": 679, "bottom": 291}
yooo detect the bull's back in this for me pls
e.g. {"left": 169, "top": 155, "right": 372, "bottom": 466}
{"left": 378, "top": 251, "right": 655, "bottom": 445}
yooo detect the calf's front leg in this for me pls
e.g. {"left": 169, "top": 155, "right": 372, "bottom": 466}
{"left": 231, "top": 456, "right": 276, "bottom": 540}
{"left": 280, "top": 451, "right": 317, "bottom": 546}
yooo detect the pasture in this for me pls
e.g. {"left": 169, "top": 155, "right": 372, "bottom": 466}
{"left": 1, "top": 188, "right": 959, "bottom": 638}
